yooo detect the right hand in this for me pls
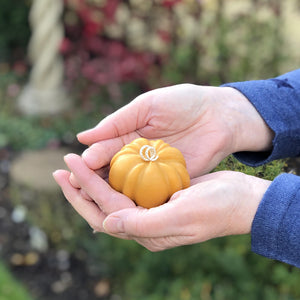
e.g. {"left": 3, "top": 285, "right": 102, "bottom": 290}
{"left": 101, "top": 171, "right": 271, "bottom": 251}
{"left": 77, "top": 84, "right": 273, "bottom": 178}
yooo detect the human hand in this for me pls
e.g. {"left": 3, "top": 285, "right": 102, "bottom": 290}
{"left": 77, "top": 84, "right": 274, "bottom": 178}
{"left": 103, "top": 171, "right": 271, "bottom": 251}
{"left": 53, "top": 153, "right": 136, "bottom": 232}
{"left": 54, "top": 165, "right": 271, "bottom": 251}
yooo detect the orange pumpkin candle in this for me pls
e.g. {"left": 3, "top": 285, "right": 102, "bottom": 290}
{"left": 109, "top": 138, "right": 190, "bottom": 208}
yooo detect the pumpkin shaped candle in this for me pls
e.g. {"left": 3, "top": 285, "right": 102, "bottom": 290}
{"left": 109, "top": 138, "right": 190, "bottom": 208}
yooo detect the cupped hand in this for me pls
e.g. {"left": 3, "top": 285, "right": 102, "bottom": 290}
{"left": 54, "top": 159, "right": 271, "bottom": 251}
{"left": 101, "top": 171, "right": 271, "bottom": 251}
{"left": 77, "top": 84, "right": 273, "bottom": 178}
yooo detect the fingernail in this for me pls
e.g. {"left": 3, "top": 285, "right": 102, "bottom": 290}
{"left": 103, "top": 216, "right": 124, "bottom": 234}
{"left": 52, "top": 171, "right": 58, "bottom": 181}
{"left": 63, "top": 153, "right": 76, "bottom": 164}
{"left": 63, "top": 153, "right": 71, "bottom": 161}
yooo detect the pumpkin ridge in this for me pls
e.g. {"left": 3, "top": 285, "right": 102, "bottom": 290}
{"left": 133, "top": 162, "right": 149, "bottom": 204}
{"left": 161, "top": 162, "right": 185, "bottom": 193}
{"left": 110, "top": 149, "right": 138, "bottom": 166}
{"left": 109, "top": 155, "right": 142, "bottom": 191}
{"left": 122, "top": 162, "right": 146, "bottom": 201}
{"left": 156, "top": 162, "right": 171, "bottom": 195}
{"left": 134, "top": 162, "right": 170, "bottom": 208}
{"left": 155, "top": 140, "right": 169, "bottom": 152}
{"left": 172, "top": 163, "right": 190, "bottom": 189}
{"left": 132, "top": 138, "right": 149, "bottom": 149}
{"left": 156, "top": 147, "right": 185, "bottom": 163}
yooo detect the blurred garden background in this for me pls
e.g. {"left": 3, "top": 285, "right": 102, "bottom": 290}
{"left": 1, "top": 0, "right": 300, "bottom": 299}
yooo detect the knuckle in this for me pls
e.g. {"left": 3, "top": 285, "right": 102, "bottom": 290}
{"left": 69, "top": 173, "right": 80, "bottom": 188}
{"left": 130, "top": 211, "right": 148, "bottom": 236}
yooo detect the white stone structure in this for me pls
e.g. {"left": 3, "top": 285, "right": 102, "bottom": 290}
{"left": 18, "top": 0, "right": 71, "bottom": 115}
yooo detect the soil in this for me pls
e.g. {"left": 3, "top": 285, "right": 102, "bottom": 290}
{"left": 0, "top": 146, "right": 114, "bottom": 300}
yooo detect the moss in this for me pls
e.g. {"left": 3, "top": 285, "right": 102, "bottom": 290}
{"left": 215, "top": 155, "right": 286, "bottom": 180}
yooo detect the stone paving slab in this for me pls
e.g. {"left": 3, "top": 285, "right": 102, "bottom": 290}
{"left": 10, "top": 148, "right": 71, "bottom": 193}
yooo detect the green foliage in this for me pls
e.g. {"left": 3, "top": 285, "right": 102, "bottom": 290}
{"left": 0, "top": 114, "right": 57, "bottom": 150}
{"left": 0, "top": 261, "right": 33, "bottom": 300}
{"left": 0, "top": 0, "right": 30, "bottom": 63}
{"left": 80, "top": 231, "right": 300, "bottom": 300}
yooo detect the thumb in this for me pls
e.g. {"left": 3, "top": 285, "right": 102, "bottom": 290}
{"left": 103, "top": 203, "right": 179, "bottom": 238}
{"left": 77, "top": 97, "right": 149, "bottom": 145}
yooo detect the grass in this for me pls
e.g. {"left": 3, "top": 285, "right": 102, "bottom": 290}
{"left": 0, "top": 260, "right": 33, "bottom": 300}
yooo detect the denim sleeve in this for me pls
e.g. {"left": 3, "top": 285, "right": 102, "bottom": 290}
{"left": 251, "top": 173, "right": 300, "bottom": 268}
{"left": 222, "top": 69, "right": 300, "bottom": 267}
{"left": 221, "top": 68, "right": 300, "bottom": 166}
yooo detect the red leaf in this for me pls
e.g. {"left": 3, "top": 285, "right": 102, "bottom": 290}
{"left": 162, "top": 0, "right": 182, "bottom": 8}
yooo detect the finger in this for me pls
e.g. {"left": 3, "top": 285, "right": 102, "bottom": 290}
{"left": 64, "top": 154, "right": 136, "bottom": 214}
{"left": 80, "top": 188, "right": 93, "bottom": 201}
{"left": 81, "top": 138, "right": 129, "bottom": 170}
{"left": 53, "top": 170, "right": 106, "bottom": 232}
{"left": 69, "top": 172, "right": 80, "bottom": 188}
{"left": 70, "top": 172, "right": 95, "bottom": 201}
{"left": 77, "top": 95, "right": 150, "bottom": 145}
{"left": 103, "top": 201, "right": 186, "bottom": 238}
{"left": 72, "top": 166, "right": 109, "bottom": 186}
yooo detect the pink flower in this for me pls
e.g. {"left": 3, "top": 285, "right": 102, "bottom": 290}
{"left": 60, "top": 38, "right": 73, "bottom": 54}
{"left": 103, "top": 0, "right": 119, "bottom": 21}
{"left": 162, "top": 0, "right": 182, "bottom": 8}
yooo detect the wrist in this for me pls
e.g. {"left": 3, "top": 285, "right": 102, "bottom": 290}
{"left": 218, "top": 87, "right": 274, "bottom": 153}
{"left": 240, "top": 174, "right": 271, "bottom": 235}
{"left": 224, "top": 173, "right": 271, "bottom": 236}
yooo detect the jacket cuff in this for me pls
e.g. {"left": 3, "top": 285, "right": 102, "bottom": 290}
{"left": 221, "top": 69, "right": 300, "bottom": 166}
{"left": 251, "top": 173, "right": 300, "bottom": 267}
